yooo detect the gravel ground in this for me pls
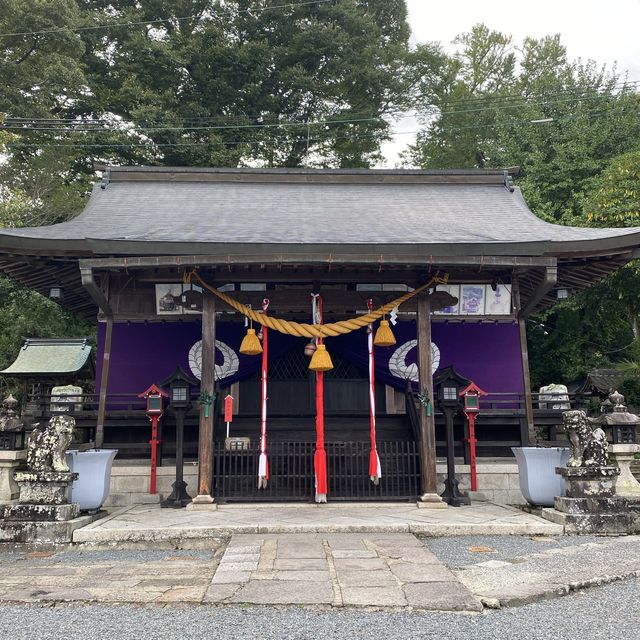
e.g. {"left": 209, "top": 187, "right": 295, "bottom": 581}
{"left": 0, "top": 578, "right": 638, "bottom": 640}
{"left": 424, "top": 535, "right": 609, "bottom": 567}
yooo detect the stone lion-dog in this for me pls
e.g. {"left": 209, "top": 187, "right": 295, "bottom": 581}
{"left": 562, "top": 409, "right": 608, "bottom": 467}
{"left": 26, "top": 414, "right": 76, "bottom": 472}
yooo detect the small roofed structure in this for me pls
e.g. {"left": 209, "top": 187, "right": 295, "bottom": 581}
{"left": 1, "top": 338, "right": 94, "bottom": 421}
{"left": 574, "top": 368, "right": 626, "bottom": 396}
{"left": 1, "top": 338, "right": 93, "bottom": 378}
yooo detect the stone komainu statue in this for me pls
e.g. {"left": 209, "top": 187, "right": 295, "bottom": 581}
{"left": 26, "top": 415, "right": 75, "bottom": 472}
{"left": 562, "top": 409, "right": 609, "bottom": 467}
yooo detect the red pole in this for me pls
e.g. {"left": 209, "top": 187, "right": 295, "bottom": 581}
{"left": 149, "top": 415, "right": 160, "bottom": 494}
{"left": 466, "top": 412, "right": 478, "bottom": 491}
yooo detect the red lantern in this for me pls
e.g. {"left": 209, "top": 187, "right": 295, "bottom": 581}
{"left": 458, "top": 382, "right": 487, "bottom": 492}
{"left": 138, "top": 384, "right": 168, "bottom": 494}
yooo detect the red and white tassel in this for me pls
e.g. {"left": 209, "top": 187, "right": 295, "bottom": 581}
{"left": 367, "top": 299, "right": 382, "bottom": 485}
{"left": 257, "top": 299, "right": 270, "bottom": 490}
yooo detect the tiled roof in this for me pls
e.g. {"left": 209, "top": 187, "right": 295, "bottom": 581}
{"left": 0, "top": 167, "right": 638, "bottom": 257}
{"left": 1, "top": 338, "right": 92, "bottom": 376}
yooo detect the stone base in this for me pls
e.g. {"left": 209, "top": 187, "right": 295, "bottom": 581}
{"left": 545, "top": 466, "right": 636, "bottom": 534}
{"left": 0, "top": 512, "right": 104, "bottom": 544}
{"left": 2, "top": 502, "right": 79, "bottom": 522}
{"left": 186, "top": 501, "right": 218, "bottom": 511}
{"left": 0, "top": 450, "right": 26, "bottom": 502}
{"left": 556, "top": 465, "right": 619, "bottom": 498}
{"left": 542, "top": 506, "right": 636, "bottom": 534}
{"left": 14, "top": 470, "right": 77, "bottom": 505}
{"left": 417, "top": 493, "right": 448, "bottom": 509}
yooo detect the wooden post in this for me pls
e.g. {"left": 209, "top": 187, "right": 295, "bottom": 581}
{"left": 95, "top": 316, "right": 113, "bottom": 449}
{"left": 417, "top": 292, "right": 446, "bottom": 507}
{"left": 513, "top": 276, "right": 535, "bottom": 445}
{"left": 518, "top": 317, "right": 535, "bottom": 446}
{"left": 192, "top": 294, "right": 216, "bottom": 507}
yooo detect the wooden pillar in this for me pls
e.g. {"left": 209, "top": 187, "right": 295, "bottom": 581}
{"left": 417, "top": 292, "right": 446, "bottom": 507}
{"left": 518, "top": 317, "right": 535, "bottom": 446}
{"left": 513, "top": 276, "right": 535, "bottom": 446}
{"left": 95, "top": 316, "right": 113, "bottom": 449}
{"left": 192, "top": 294, "right": 216, "bottom": 506}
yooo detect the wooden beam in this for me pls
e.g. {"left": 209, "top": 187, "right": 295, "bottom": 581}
{"left": 193, "top": 294, "right": 216, "bottom": 505}
{"left": 520, "top": 266, "right": 558, "bottom": 318}
{"left": 80, "top": 266, "right": 113, "bottom": 317}
{"left": 416, "top": 292, "right": 446, "bottom": 507}
{"left": 80, "top": 254, "right": 555, "bottom": 271}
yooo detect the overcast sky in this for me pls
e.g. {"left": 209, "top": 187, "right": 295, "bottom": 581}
{"left": 381, "top": 0, "right": 640, "bottom": 166}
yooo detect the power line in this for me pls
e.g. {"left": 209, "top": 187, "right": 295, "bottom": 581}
{"left": 0, "top": 0, "right": 336, "bottom": 38}
{"left": 3, "top": 86, "right": 638, "bottom": 135}
{"left": 5, "top": 104, "right": 638, "bottom": 150}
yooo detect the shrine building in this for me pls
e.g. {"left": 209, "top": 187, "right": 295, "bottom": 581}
{"left": 0, "top": 166, "right": 638, "bottom": 504}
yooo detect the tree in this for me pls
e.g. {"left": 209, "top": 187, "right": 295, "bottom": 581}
{"left": 585, "top": 150, "right": 640, "bottom": 228}
{"left": 66, "top": 0, "right": 422, "bottom": 168}
{"left": 527, "top": 151, "right": 640, "bottom": 391}
{"left": 407, "top": 27, "right": 640, "bottom": 224}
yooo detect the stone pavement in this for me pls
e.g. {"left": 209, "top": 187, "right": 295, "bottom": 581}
{"left": 0, "top": 547, "right": 219, "bottom": 604}
{"left": 73, "top": 502, "right": 562, "bottom": 544}
{"left": 203, "top": 533, "right": 482, "bottom": 611}
{"left": 1, "top": 534, "right": 639, "bottom": 611}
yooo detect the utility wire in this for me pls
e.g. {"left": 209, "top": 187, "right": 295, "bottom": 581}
{"left": 6, "top": 79, "right": 638, "bottom": 126}
{"left": 0, "top": 0, "right": 336, "bottom": 38}
{"left": 3, "top": 87, "right": 638, "bottom": 135}
{"left": 4, "top": 104, "right": 638, "bottom": 149}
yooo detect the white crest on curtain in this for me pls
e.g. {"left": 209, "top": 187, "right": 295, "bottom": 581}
{"left": 188, "top": 340, "right": 240, "bottom": 381}
{"left": 388, "top": 340, "right": 440, "bottom": 382}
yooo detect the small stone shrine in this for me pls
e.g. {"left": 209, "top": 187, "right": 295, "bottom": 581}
{"left": 542, "top": 408, "right": 637, "bottom": 534}
{"left": 0, "top": 394, "right": 26, "bottom": 502}
{"left": 0, "top": 414, "right": 96, "bottom": 543}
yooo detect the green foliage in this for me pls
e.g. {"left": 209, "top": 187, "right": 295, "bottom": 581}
{"left": 585, "top": 150, "right": 640, "bottom": 227}
{"left": 409, "top": 24, "right": 640, "bottom": 390}
{"left": 0, "top": 0, "right": 86, "bottom": 117}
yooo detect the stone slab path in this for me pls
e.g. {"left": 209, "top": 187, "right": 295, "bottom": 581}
{"left": 73, "top": 502, "right": 562, "bottom": 544}
{"left": 204, "top": 533, "right": 482, "bottom": 611}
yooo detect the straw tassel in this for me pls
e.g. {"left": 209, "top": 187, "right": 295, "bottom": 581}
{"left": 374, "top": 319, "right": 396, "bottom": 347}
{"left": 309, "top": 343, "right": 333, "bottom": 372}
{"left": 240, "top": 327, "right": 262, "bottom": 355}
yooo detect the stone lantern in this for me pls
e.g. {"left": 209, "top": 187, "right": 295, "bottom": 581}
{"left": 596, "top": 390, "right": 640, "bottom": 497}
{"left": 0, "top": 394, "right": 26, "bottom": 501}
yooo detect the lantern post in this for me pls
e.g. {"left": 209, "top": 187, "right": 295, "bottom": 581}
{"left": 435, "top": 366, "right": 471, "bottom": 507}
{"left": 138, "top": 384, "right": 168, "bottom": 495}
{"left": 459, "top": 382, "right": 487, "bottom": 492}
{"left": 160, "top": 367, "right": 198, "bottom": 508}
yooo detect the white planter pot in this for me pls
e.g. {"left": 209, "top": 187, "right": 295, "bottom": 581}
{"left": 511, "top": 446, "right": 570, "bottom": 507}
{"left": 65, "top": 449, "right": 118, "bottom": 513}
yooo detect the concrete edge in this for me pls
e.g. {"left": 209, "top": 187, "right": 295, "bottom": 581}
{"left": 481, "top": 569, "right": 640, "bottom": 609}
{"left": 71, "top": 519, "right": 564, "bottom": 544}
